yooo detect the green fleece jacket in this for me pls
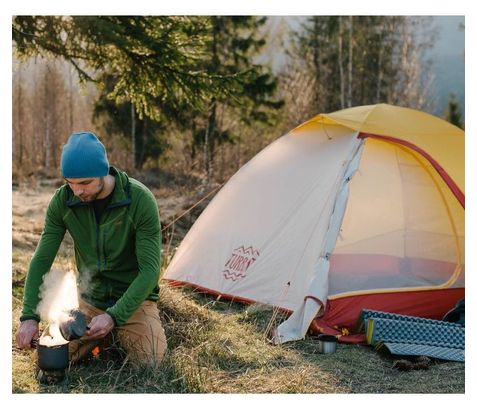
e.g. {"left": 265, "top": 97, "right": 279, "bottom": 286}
{"left": 20, "top": 167, "right": 161, "bottom": 326}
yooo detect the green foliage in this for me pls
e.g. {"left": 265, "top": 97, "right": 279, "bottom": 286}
{"left": 13, "top": 16, "right": 245, "bottom": 122}
{"left": 93, "top": 73, "right": 169, "bottom": 169}
{"left": 190, "top": 17, "right": 283, "bottom": 174}
{"left": 445, "top": 94, "right": 464, "bottom": 129}
{"left": 13, "top": 16, "right": 282, "bottom": 172}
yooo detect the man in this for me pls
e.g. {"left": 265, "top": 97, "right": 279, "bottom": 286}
{"left": 16, "top": 132, "right": 167, "bottom": 367}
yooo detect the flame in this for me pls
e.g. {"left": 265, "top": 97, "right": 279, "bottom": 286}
{"left": 91, "top": 346, "right": 100, "bottom": 358}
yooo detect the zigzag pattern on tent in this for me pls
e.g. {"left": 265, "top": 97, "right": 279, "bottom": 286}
{"left": 356, "top": 309, "right": 462, "bottom": 332}
{"left": 358, "top": 309, "right": 464, "bottom": 362}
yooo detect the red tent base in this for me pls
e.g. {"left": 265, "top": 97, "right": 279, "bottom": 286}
{"left": 309, "top": 287, "right": 465, "bottom": 344}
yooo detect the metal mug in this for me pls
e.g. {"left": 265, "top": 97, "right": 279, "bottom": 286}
{"left": 317, "top": 334, "right": 337, "bottom": 354}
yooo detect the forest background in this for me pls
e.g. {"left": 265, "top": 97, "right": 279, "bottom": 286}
{"left": 11, "top": 15, "right": 464, "bottom": 186}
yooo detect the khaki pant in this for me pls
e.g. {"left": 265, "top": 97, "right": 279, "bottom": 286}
{"left": 69, "top": 298, "right": 167, "bottom": 368}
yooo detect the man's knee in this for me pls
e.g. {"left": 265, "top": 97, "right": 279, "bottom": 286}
{"left": 111, "top": 301, "right": 167, "bottom": 366}
{"left": 119, "top": 330, "right": 167, "bottom": 366}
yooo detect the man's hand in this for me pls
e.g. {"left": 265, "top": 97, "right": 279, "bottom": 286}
{"left": 16, "top": 319, "right": 39, "bottom": 349}
{"left": 85, "top": 313, "right": 115, "bottom": 340}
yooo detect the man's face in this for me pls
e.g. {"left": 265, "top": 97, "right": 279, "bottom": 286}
{"left": 65, "top": 177, "right": 105, "bottom": 202}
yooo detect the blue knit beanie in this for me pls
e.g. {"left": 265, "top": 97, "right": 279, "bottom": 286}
{"left": 61, "top": 132, "right": 110, "bottom": 178}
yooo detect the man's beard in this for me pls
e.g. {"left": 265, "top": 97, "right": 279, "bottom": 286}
{"left": 78, "top": 179, "right": 105, "bottom": 202}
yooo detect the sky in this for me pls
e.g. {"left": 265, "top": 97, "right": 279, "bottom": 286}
{"left": 431, "top": 16, "right": 465, "bottom": 116}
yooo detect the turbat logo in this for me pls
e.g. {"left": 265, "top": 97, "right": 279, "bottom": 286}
{"left": 223, "top": 246, "right": 260, "bottom": 281}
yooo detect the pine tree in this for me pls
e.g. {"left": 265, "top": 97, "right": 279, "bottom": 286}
{"left": 13, "top": 16, "right": 281, "bottom": 174}
{"left": 93, "top": 74, "right": 169, "bottom": 170}
{"left": 445, "top": 94, "right": 464, "bottom": 129}
{"left": 191, "top": 16, "right": 283, "bottom": 181}
{"left": 13, "top": 16, "right": 245, "bottom": 122}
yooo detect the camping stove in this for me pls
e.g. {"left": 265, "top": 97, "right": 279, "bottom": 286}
{"left": 33, "top": 309, "right": 88, "bottom": 385}
{"left": 31, "top": 339, "right": 69, "bottom": 385}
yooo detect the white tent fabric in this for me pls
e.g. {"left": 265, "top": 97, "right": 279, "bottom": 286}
{"left": 164, "top": 124, "right": 360, "bottom": 313}
{"left": 163, "top": 104, "right": 464, "bottom": 344}
{"left": 273, "top": 140, "right": 364, "bottom": 343}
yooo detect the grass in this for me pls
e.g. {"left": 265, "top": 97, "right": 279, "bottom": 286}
{"left": 11, "top": 185, "right": 465, "bottom": 394}
{"left": 12, "top": 285, "right": 465, "bottom": 393}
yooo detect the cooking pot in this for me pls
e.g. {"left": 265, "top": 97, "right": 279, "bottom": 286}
{"left": 34, "top": 341, "right": 69, "bottom": 371}
{"left": 317, "top": 334, "right": 337, "bottom": 354}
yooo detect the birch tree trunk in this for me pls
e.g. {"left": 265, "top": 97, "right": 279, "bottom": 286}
{"left": 347, "top": 16, "right": 353, "bottom": 108}
{"left": 15, "top": 68, "right": 24, "bottom": 167}
{"left": 204, "top": 101, "right": 216, "bottom": 184}
{"left": 203, "top": 107, "right": 210, "bottom": 183}
{"left": 376, "top": 33, "right": 384, "bottom": 102}
{"left": 203, "top": 18, "right": 221, "bottom": 183}
{"left": 338, "top": 17, "right": 345, "bottom": 109}
{"left": 68, "top": 66, "right": 74, "bottom": 133}
{"left": 131, "top": 103, "right": 136, "bottom": 169}
{"left": 44, "top": 65, "right": 51, "bottom": 169}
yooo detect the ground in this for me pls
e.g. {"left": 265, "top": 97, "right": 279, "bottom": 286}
{"left": 11, "top": 181, "right": 465, "bottom": 394}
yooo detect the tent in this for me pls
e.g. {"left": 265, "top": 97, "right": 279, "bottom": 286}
{"left": 163, "top": 104, "right": 465, "bottom": 344}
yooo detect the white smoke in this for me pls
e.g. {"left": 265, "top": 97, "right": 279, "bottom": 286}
{"left": 77, "top": 268, "right": 94, "bottom": 298}
{"left": 36, "top": 268, "right": 79, "bottom": 346}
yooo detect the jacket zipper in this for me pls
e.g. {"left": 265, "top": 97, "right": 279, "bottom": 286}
{"left": 100, "top": 206, "right": 114, "bottom": 299}
{"left": 96, "top": 217, "right": 101, "bottom": 273}
{"left": 103, "top": 230, "right": 107, "bottom": 267}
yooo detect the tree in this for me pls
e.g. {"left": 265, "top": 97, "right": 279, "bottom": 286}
{"left": 445, "top": 94, "right": 464, "bottom": 129}
{"left": 12, "top": 63, "right": 28, "bottom": 171}
{"left": 12, "top": 56, "right": 98, "bottom": 179}
{"left": 190, "top": 16, "right": 283, "bottom": 181}
{"left": 13, "top": 16, "right": 280, "bottom": 174}
{"left": 13, "top": 16, "right": 246, "bottom": 123}
{"left": 93, "top": 74, "right": 169, "bottom": 169}
{"left": 282, "top": 16, "right": 436, "bottom": 128}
